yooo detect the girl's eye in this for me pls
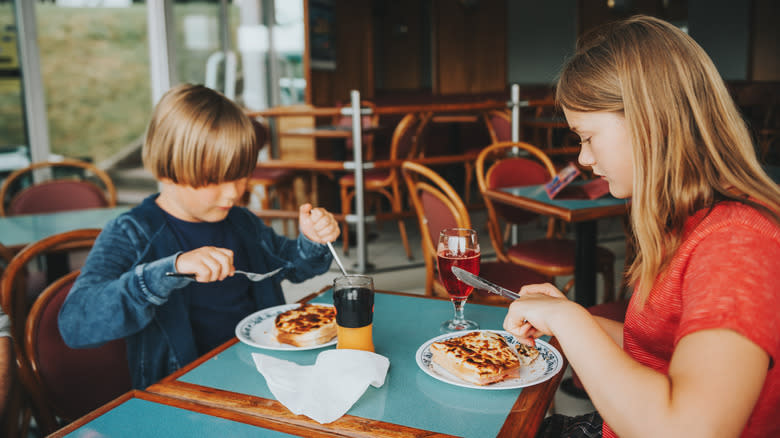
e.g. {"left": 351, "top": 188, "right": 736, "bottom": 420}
{"left": 579, "top": 136, "right": 592, "bottom": 146}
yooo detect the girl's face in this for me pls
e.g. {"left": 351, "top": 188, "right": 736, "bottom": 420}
{"left": 562, "top": 109, "right": 634, "bottom": 198}
{"left": 157, "top": 178, "right": 248, "bottom": 223}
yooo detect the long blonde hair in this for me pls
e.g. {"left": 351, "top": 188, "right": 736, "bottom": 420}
{"left": 142, "top": 83, "right": 258, "bottom": 187}
{"left": 556, "top": 15, "right": 780, "bottom": 303}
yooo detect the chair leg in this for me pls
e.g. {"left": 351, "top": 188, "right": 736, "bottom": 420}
{"left": 463, "top": 162, "right": 473, "bottom": 205}
{"left": 397, "top": 219, "right": 412, "bottom": 260}
{"left": 340, "top": 185, "right": 352, "bottom": 256}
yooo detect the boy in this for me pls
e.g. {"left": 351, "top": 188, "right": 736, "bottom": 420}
{"left": 59, "top": 84, "right": 340, "bottom": 388}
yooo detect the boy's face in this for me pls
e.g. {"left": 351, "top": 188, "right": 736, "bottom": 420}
{"left": 157, "top": 178, "right": 248, "bottom": 222}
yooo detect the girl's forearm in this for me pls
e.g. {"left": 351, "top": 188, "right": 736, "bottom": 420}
{"left": 551, "top": 302, "right": 676, "bottom": 437}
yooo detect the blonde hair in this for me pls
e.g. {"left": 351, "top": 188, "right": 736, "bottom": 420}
{"left": 142, "top": 83, "right": 259, "bottom": 187}
{"left": 556, "top": 15, "right": 780, "bottom": 303}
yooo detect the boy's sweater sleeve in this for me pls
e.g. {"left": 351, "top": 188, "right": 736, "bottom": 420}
{"left": 58, "top": 218, "right": 189, "bottom": 349}
{"left": 250, "top": 212, "right": 332, "bottom": 283}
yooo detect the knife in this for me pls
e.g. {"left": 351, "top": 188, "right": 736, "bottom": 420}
{"left": 451, "top": 266, "right": 521, "bottom": 300}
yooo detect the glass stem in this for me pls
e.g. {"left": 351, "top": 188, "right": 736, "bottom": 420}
{"left": 451, "top": 298, "right": 467, "bottom": 324}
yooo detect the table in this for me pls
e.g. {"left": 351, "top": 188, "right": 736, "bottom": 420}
{"left": 0, "top": 206, "right": 130, "bottom": 251}
{"left": 280, "top": 124, "right": 383, "bottom": 139}
{"left": 147, "top": 289, "right": 567, "bottom": 438}
{"left": 0, "top": 206, "right": 130, "bottom": 282}
{"left": 483, "top": 182, "right": 629, "bottom": 307}
{"left": 50, "top": 390, "right": 333, "bottom": 438}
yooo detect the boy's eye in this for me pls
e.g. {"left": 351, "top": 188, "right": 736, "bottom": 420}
{"left": 578, "top": 136, "right": 592, "bottom": 146}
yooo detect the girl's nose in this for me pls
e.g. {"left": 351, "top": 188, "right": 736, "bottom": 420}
{"left": 578, "top": 144, "right": 595, "bottom": 168}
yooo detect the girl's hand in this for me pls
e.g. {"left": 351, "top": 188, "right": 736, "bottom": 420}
{"left": 174, "top": 246, "right": 234, "bottom": 282}
{"left": 299, "top": 203, "right": 340, "bottom": 244}
{"left": 503, "top": 283, "right": 571, "bottom": 346}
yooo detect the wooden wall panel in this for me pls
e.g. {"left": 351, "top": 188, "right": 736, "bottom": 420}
{"left": 577, "top": 0, "right": 665, "bottom": 36}
{"left": 751, "top": 0, "right": 780, "bottom": 80}
{"left": 309, "top": 0, "right": 374, "bottom": 106}
{"left": 375, "top": 0, "right": 424, "bottom": 91}
{"left": 432, "top": 0, "right": 507, "bottom": 95}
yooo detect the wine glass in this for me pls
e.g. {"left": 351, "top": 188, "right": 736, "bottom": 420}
{"left": 436, "top": 228, "right": 480, "bottom": 332}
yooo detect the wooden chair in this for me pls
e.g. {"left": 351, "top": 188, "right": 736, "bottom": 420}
{"left": 483, "top": 109, "right": 512, "bottom": 145}
{"left": 246, "top": 118, "right": 297, "bottom": 236}
{"left": 339, "top": 112, "right": 432, "bottom": 259}
{"left": 25, "top": 270, "right": 131, "bottom": 435}
{"left": 475, "top": 142, "right": 617, "bottom": 302}
{"left": 401, "top": 161, "right": 550, "bottom": 304}
{"left": 0, "top": 159, "right": 117, "bottom": 217}
{"left": 1, "top": 229, "right": 130, "bottom": 435}
{"left": 0, "top": 242, "right": 26, "bottom": 438}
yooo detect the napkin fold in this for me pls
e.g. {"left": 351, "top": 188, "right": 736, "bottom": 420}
{"left": 252, "top": 349, "right": 390, "bottom": 424}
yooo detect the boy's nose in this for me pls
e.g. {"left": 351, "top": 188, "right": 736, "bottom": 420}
{"left": 221, "top": 181, "right": 244, "bottom": 200}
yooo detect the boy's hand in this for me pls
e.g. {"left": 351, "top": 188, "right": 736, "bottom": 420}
{"left": 299, "top": 203, "right": 340, "bottom": 244}
{"left": 175, "top": 246, "right": 234, "bottom": 282}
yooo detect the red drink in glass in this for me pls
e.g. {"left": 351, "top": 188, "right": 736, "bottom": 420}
{"left": 437, "top": 227, "right": 480, "bottom": 332}
{"left": 437, "top": 249, "right": 480, "bottom": 298}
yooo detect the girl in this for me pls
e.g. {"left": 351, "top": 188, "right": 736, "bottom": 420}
{"left": 504, "top": 16, "right": 780, "bottom": 438}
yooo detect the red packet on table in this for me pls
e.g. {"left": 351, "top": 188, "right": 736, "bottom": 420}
{"left": 545, "top": 163, "right": 581, "bottom": 199}
{"left": 580, "top": 178, "right": 610, "bottom": 199}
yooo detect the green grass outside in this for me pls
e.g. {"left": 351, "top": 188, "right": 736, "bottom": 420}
{"left": 0, "top": 3, "right": 241, "bottom": 165}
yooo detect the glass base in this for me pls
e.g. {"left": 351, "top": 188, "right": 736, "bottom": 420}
{"left": 440, "top": 319, "right": 479, "bottom": 333}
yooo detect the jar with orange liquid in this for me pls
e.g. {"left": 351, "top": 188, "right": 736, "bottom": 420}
{"left": 333, "top": 275, "right": 375, "bottom": 352}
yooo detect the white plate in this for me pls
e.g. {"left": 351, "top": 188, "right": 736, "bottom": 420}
{"left": 235, "top": 303, "right": 337, "bottom": 351}
{"left": 415, "top": 330, "right": 563, "bottom": 390}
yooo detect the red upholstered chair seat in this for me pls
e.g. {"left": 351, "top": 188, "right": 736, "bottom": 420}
{"left": 507, "top": 239, "right": 615, "bottom": 273}
{"left": 9, "top": 181, "right": 108, "bottom": 215}
{"left": 470, "top": 261, "right": 549, "bottom": 305}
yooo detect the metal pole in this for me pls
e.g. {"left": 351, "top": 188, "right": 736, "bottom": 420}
{"left": 511, "top": 83, "right": 520, "bottom": 142}
{"left": 350, "top": 90, "right": 368, "bottom": 273}
{"left": 147, "top": 0, "right": 176, "bottom": 105}
{"left": 510, "top": 84, "right": 520, "bottom": 245}
{"left": 15, "top": 1, "right": 50, "bottom": 167}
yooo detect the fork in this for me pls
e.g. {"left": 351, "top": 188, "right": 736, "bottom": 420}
{"left": 165, "top": 266, "right": 283, "bottom": 282}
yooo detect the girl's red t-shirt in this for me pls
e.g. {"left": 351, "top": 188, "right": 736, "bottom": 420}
{"left": 603, "top": 202, "right": 780, "bottom": 438}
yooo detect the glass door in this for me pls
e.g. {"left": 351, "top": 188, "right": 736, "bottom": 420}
{"left": 0, "top": 2, "right": 30, "bottom": 180}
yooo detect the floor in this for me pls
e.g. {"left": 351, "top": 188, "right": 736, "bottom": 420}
{"left": 270, "top": 208, "right": 628, "bottom": 418}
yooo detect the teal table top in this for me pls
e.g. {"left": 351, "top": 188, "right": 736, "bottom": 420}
{"left": 64, "top": 395, "right": 298, "bottom": 438}
{"left": 500, "top": 182, "right": 627, "bottom": 211}
{"left": 177, "top": 291, "right": 528, "bottom": 438}
{"left": 0, "top": 206, "right": 130, "bottom": 248}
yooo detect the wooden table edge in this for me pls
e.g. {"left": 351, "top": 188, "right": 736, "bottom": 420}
{"left": 147, "top": 380, "right": 459, "bottom": 438}
{"left": 498, "top": 336, "right": 568, "bottom": 437}
{"left": 483, "top": 188, "right": 629, "bottom": 223}
{"left": 50, "top": 390, "right": 355, "bottom": 438}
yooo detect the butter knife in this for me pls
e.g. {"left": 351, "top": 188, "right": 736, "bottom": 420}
{"left": 451, "top": 266, "right": 521, "bottom": 300}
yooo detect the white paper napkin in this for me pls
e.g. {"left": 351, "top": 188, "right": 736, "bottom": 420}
{"left": 252, "top": 349, "right": 390, "bottom": 424}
